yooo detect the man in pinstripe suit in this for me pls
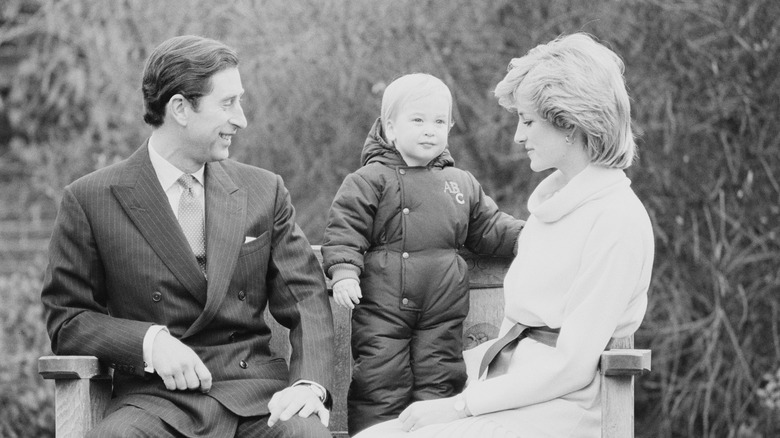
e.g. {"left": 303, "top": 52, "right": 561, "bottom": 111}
{"left": 41, "top": 35, "right": 335, "bottom": 437}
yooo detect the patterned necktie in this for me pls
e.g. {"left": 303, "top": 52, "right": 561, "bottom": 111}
{"left": 177, "top": 174, "right": 206, "bottom": 276}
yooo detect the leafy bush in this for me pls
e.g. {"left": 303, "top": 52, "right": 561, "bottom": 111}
{"left": 621, "top": 1, "right": 780, "bottom": 436}
{"left": 0, "top": 259, "right": 54, "bottom": 438}
{"left": 1, "top": 0, "right": 778, "bottom": 436}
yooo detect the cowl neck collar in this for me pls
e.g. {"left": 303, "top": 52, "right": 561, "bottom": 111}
{"left": 528, "top": 164, "right": 630, "bottom": 223}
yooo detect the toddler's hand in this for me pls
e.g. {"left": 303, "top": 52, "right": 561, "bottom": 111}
{"left": 333, "top": 279, "right": 362, "bottom": 309}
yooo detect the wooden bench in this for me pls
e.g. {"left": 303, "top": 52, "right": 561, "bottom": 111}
{"left": 39, "top": 248, "right": 650, "bottom": 437}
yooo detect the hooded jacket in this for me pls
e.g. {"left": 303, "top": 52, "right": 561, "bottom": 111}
{"left": 322, "top": 118, "right": 522, "bottom": 313}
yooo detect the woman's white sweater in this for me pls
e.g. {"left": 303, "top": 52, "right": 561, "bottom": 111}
{"left": 462, "top": 164, "right": 654, "bottom": 434}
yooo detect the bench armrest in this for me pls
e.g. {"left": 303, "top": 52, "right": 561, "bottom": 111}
{"left": 39, "top": 355, "right": 112, "bottom": 380}
{"left": 600, "top": 349, "right": 652, "bottom": 376}
{"left": 39, "top": 355, "right": 112, "bottom": 437}
{"left": 600, "top": 348, "right": 651, "bottom": 438}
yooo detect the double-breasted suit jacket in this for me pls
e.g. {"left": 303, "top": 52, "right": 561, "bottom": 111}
{"left": 41, "top": 142, "right": 335, "bottom": 430}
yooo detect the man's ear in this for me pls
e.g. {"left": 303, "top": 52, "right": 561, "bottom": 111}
{"left": 167, "top": 94, "right": 189, "bottom": 127}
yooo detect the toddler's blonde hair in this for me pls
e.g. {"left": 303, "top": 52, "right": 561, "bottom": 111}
{"left": 381, "top": 73, "right": 453, "bottom": 139}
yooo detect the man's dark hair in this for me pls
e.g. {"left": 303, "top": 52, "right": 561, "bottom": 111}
{"left": 142, "top": 35, "right": 239, "bottom": 127}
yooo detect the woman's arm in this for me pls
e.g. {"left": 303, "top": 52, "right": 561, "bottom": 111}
{"left": 465, "top": 211, "right": 652, "bottom": 414}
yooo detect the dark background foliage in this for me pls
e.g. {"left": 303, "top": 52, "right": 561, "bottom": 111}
{"left": 1, "top": 0, "right": 778, "bottom": 436}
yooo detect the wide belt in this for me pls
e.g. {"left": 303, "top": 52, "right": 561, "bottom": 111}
{"left": 478, "top": 323, "right": 560, "bottom": 379}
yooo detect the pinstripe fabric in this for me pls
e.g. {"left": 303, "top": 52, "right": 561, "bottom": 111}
{"left": 93, "top": 406, "right": 332, "bottom": 438}
{"left": 236, "top": 414, "right": 332, "bottom": 438}
{"left": 87, "top": 404, "right": 181, "bottom": 437}
{"left": 41, "top": 141, "right": 335, "bottom": 437}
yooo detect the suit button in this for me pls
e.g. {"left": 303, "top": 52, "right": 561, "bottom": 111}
{"left": 402, "top": 208, "right": 410, "bottom": 215}
{"left": 399, "top": 169, "right": 406, "bottom": 175}
{"left": 402, "top": 298, "right": 409, "bottom": 305}
{"left": 237, "top": 290, "right": 246, "bottom": 301}
{"left": 239, "top": 360, "right": 248, "bottom": 369}
{"left": 402, "top": 252, "right": 409, "bottom": 259}
{"left": 152, "top": 291, "right": 162, "bottom": 302}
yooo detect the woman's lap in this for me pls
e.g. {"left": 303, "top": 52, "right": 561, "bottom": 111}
{"left": 353, "top": 417, "right": 519, "bottom": 438}
{"left": 352, "top": 393, "right": 595, "bottom": 438}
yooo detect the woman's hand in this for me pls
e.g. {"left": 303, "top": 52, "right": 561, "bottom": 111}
{"left": 332, "top": 278, "right": 362, "bottom": 309}
{"left": 398, "top": 396, "right": 469, "bottom": 432}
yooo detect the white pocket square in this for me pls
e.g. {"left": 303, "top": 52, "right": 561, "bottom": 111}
{"left": 244, "top": 236, "right": 256, "bottom": 243}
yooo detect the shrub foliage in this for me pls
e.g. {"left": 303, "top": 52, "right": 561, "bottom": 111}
{"left": 1, "top": 0, "right": 778, "bottom": 436}
{"left": 0, "top": 260, "right": 54, "bottom": 437}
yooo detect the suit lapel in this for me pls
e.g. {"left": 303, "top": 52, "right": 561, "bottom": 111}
{"left": 183, "top": 161, "right": 246, "bottom": 338}
{"left": 111, "top": 143, "right": 208, "bottom": 305}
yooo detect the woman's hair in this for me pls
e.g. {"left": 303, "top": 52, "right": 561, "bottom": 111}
{"left": 380, "top": 73, "right": 453, "bottom": 137}
{"left": 494, "top": 33, "right": 635, "bottom": 169}
{"left": 142, "top": 35, "right": 239, "bottom": 127}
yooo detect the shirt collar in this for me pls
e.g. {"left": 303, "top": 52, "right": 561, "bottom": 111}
{"left": 148, "top": 141, "right": 205, "bottom": 191}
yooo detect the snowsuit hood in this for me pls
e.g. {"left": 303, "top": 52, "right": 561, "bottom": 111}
{"left": 360, "top": 118, "right": 455, "bottom": 168}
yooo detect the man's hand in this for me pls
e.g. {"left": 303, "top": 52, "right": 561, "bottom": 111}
{"left": 267, "top": 385, "right": 330, "bottom": 428}
{"left": 398, "top": 397, "right": 466, "bottom": 432}
{"left": 332, "top": 278, "right": 362, "bottom": 309}
{"left": 152, "top": 330, "right": 212, "bottom": 393}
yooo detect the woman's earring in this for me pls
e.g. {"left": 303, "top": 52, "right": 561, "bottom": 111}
{"left": 565, "top": 135, "right": 572, "bottom": 144}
